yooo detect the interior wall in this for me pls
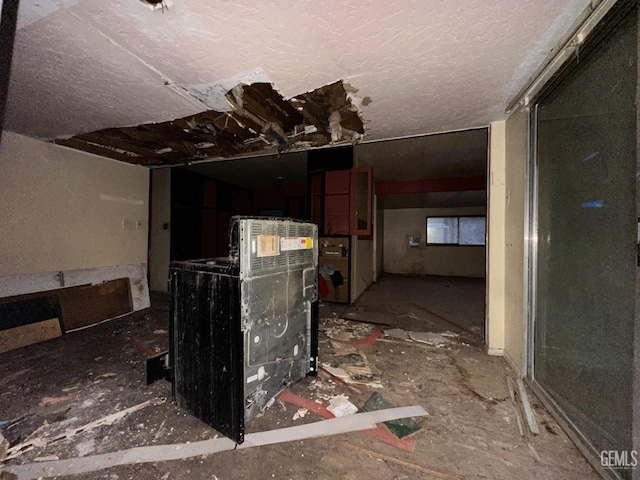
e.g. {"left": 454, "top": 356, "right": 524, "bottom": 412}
{"left": 486, "top": 121, "right": 506, "bottom": 356}
{"left": 383, "top": 207, "right": 486, "bottom": 277}
{"left": 351, "top": 237, "right": 374, "bottom": 301}
{"left": 0, "top": 131, "right": 149, "bottom": 277}
{"left": 504, "top": 107, "right": 527, "bottom": 374}
{"left": 374, "top": 195, "right": 384, "bottom": 280}
{"left": 149, "top": 168, "right": 171, "bottom": 293}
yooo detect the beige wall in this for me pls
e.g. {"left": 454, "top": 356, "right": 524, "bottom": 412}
{"left": 149, "top": 168, "right": 172, "bottom": 292}
{"left": 0, "top": 131, "right": 149, "bottom": 277}
{"left": 486, "top": 121, "right": 506, "bottom": 356}
{"left": 351, "top": 237, "right": 374, "bottom": 301}
{"left": 504, "top": 107, "right": 527, "bottom": 374}
{"left": 383, "top": 207, "right": 486, "bottom": 277}
{"left": 374, "top": 195, "right": 384, "bottom": 280}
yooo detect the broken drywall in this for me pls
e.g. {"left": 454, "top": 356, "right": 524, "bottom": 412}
{"left": 55, "top": 80, "right": 367, "bottom": 166}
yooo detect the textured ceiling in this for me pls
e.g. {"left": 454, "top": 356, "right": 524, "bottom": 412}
{"left": 4, "top": 0, "right": 592, "bottom": 150}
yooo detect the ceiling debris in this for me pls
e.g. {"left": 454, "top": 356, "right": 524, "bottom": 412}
{"left": 55, "top": 80, "right": 366, "bottom": 166}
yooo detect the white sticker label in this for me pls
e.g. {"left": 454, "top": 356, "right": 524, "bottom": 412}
{"left": 281, "top": 237, "right": 313, "bottom": 251}
{"left": 247, "top": 374, "right": 258, "bottom": 384}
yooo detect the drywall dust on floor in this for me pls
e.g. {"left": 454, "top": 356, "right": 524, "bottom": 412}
{"left": 0, "top": 276, "right": 599, "bottom": 479}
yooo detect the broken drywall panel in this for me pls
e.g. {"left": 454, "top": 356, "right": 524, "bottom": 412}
{"left": 229, "top": 83, "right": 303, "bottom": 132}
{"left": 292, "top": 80, "right": 365, "bottom": 139}
{"left": 0, "top": 264, "right": 150, "bottom": 311}
{"left": 56, "top": 78, "right": 366, "bottom": 166}
{"left": 179, "top": 69, "right": 271, "bottom": 112}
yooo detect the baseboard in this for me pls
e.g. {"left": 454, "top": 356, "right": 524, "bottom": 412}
{"left": 502, "top": 350, "right": 520, "bottom": 376}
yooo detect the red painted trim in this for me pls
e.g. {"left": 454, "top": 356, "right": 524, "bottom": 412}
{"left": 375, "top": 175, "right": 486, "bottom": 195}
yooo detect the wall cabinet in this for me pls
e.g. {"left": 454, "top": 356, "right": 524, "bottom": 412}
{"left": 322, "top": 166, "right": 372, "bottom": 236}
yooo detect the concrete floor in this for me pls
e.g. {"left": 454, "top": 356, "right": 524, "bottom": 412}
{"left": 0, "top": 274, "right": 600, "bottom": 479}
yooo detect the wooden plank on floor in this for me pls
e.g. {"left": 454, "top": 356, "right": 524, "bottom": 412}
{"left": 0, "top": 318, "right": 62, "bottom": 354}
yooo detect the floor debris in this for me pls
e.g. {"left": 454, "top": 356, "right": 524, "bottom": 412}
{"left": 516, "top": 379, "right": 539, "bottom": 435}
{"left": 342, "top": 443, "right": 465, "bottom": 480}
{"left": 292, "top": 408, "right": 308, "bottom": 421}
{"left": 408, "top": 331, "right": 451, "bottom": 347}
{"left": 363, "top": 392, "right": 422, "bottom": 439}
{"left": 38, "top": 396, "right": 73, "bottom": 408}
{"left": 0, "top": 432, "right": 8, "bottom": 462}
{"left": 327, "top": 395, "right": 358, "bottom": 417}
{"left": 3, "top": 407, "right": 428, "bottom": 480}
{"left": 506, "top": 377, "right": 525, "bottom": 436}
{"left": 383, "top": 328, "right": 410, "bottom": 340}
{"left": 321, "top": 349, "right": 383, "bottom": 389}
{"left": 276, "top": 390, "right": 417, "bottom": 452}
{"left": 4, "top": 398, "right": 164, "bottom": 461}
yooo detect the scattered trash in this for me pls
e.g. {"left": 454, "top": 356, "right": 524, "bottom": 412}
{"left": 38, "top": 396, "right": 74, "bottom": 407}
{"left": 321, "top": 350, "right": 382, "bottom": 389}
{"left": 94, "top": 373, "right": 117, "bottom": 381}
{"left": 34, "top": 455, "right": 59, "bottom": 462}
{"left": 154, "top": 420, "right": 167, "bottom": 441}
{"left": 363, "top": 392, "right": 422, "bottom": 439}
{"left": 0, "top": 421, "right": 9, "bottom": 428}
{"left": 327, "top": 395, "right": 358, "bottom": 417}
{"left": 153, "top": 330, "right": 167, "bottom": 335}
{"left": 408, "top": 331, "right": 451, "bottom": 347}
{"left": 292, "top": 408, "right": 308, "bottom": 421}
{"left": 384, "top": 329, "right": 409, "bottom": 340}
{"left": 4, "top": 398, "right": 165, "bottom": 461}
{"left": 440, "top": 331, "right": 459, "bottom": 338}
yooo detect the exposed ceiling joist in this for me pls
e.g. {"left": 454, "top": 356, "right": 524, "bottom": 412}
{"left": 55, "top": 80, "right": 365, "bottom": 166}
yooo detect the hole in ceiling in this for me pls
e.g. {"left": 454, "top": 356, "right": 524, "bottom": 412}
{"left": 55, "top": 80, "right": 368, "bottom": 167}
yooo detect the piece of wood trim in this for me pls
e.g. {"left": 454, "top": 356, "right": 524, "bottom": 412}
{"left": 517, "top": 378, "right": 540, "bottom": 435}
{"left": 506, "top": 377, "right": 525, "bottom": 436}
{"left": 5, "top": 406, "right": 428, "bottom": 480}
{"left": 342, "top": 442, "right": 465, "bottom": 480}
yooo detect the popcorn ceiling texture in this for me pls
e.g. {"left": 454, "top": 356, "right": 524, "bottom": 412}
{"left": 5, "top": 0, "right": 591, "bottom": 142}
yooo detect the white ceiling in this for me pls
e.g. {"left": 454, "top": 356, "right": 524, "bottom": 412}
{"left": 4, "top": 0, "right": 591, "bottom": 144}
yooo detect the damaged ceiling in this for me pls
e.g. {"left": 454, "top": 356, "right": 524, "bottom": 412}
{"left": 4, "top": 0, "right": 592, "bottom": 164}
{"left": 56, "top": 80, "right": 364, "bottom": 166}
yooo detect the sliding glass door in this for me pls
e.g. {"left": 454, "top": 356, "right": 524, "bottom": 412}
{"left": 531, "top": 3, "right": 637, "bottom": 473}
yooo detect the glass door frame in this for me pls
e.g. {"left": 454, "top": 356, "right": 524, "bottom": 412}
{"left": 523, "top": 3, "right": 640, "bottom": 478}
